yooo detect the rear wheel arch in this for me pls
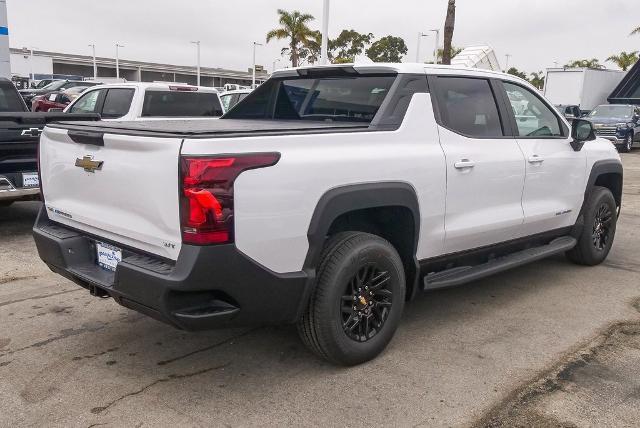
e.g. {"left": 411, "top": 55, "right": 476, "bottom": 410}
{"left": 303, "top": 182, "right": 421, "bottom": 301}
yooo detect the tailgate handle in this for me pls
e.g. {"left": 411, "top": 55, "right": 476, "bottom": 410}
{"left": 68, "top": 130, "right": 105, "bottom": 146}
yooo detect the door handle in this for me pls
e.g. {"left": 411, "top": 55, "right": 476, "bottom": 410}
{"left": 528, "top": 155, "right": 545, "bottom": 164}
{"left": 454, "top": 159, "right": 475, "bottom": 169}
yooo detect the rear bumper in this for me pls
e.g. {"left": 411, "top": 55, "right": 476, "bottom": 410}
{"left": 0, "top": 176, "right": 40, "bottom": 202}
{"left": 33, "top": 206, "right": 312, "bottom": 330}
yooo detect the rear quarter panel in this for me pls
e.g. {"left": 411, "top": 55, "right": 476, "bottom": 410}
{"left": 181, "top": 93, "right": 446, "bottom": 273}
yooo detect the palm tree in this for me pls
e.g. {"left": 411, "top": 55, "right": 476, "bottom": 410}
{"left": 442, "top": 0, "right": 456, "bottom": 65}
{"left": 564, "top": 58, "right": 604, "bottom": 69}
{"left": 606, "top": 51, "right": 639, "bottom": 71}
{"left": 266, "top": 9, "right": 316, "bottom": 67}
{"left": 631, "top": 26, "right": 640, "bottom": 35}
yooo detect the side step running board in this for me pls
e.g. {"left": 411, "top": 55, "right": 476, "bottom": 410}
{"left": 423, "top": 236, "right": 577, "bottom": 290}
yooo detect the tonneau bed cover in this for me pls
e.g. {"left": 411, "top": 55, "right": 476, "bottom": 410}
{"left": 47, "top": 119, "right": 371, "bottom": 139}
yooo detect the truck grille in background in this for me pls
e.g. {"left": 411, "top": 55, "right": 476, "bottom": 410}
{"left": 595, "top": 127, "right": 616, "bottom": 137}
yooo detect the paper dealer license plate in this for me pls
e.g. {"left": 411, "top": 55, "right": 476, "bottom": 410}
{"left": 96, "top": 241, "right": 122, "bottom": 272}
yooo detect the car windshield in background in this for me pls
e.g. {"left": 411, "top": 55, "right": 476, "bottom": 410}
{"left": 141, "top": 91, "right": 223, "bottom": 117}
{"left": 225, "top": 75, "right": 396, "bottom": 122}
{"left": 40, "top": 81, "right": 66, "bottom": 92}
{"left": 589, "top": 105, "right": 633, "bottom": 119}
{"left": 0, "top": 86, "right": 28, "bottom": 112}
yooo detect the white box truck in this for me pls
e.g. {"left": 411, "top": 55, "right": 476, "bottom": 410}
{"left": 543, "top": 68, "right": 624, "bottom": 113}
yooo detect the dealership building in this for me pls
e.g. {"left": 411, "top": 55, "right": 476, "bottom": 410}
{"left": 9, "top": 47, "right": 268, "bottom": 87}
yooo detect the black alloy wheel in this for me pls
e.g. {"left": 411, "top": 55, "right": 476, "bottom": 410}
{"left": 341, "top": 264, "right": 393, "bottom": 342}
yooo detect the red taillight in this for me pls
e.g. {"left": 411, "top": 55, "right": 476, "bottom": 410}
{"left": 180, "top": 153, "right": 280, "bottom": 245}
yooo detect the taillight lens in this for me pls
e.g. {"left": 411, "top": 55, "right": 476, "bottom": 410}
{"left": 180, "top": 153, "right": 280, "bottom": 245}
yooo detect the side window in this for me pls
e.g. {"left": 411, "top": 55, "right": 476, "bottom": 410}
{"left": 220, "top": 94, "right": 233, "bottom": 111}
{"left": 435, "top": 77, "right": 504, "bottom": 137}
{"left": 69, "top": 90, "right": 102, "bottom": 113}
{"left": 101, "top": 88, "right": 134, "bottom": 119}
{"left": 503, "top": 82, "right": 563, "bottom": 137}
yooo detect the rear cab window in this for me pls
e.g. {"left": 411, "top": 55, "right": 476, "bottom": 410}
{"left": 141, "top": 90, "right": 223, "bottom": 117}
{"left": 224, "top": 72, "right": 397, "bottom": 123}
{"left": 0, "top": 83, "right": 27, "bottom": 112}
{"left": 433, "top": 76, "right": 504, "bottom": 138}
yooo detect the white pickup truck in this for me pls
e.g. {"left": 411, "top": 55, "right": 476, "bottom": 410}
{"left": 34, "top": 64, "right": 623, "bottom": 365}
{"left": 63, "top": 82, "right": 223, "bottom": 120}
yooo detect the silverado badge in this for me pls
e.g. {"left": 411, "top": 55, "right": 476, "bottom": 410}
{"left": 75, "top": 155, "right": 104, "bottom": 173}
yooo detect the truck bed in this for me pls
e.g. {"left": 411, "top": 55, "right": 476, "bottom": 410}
{"left": 47, "top": 119, "right": 371, "bottom": 139}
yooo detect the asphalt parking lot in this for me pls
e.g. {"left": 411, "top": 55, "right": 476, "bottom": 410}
{"left": 1, "top": 152, "right": 639, "bottom": 427}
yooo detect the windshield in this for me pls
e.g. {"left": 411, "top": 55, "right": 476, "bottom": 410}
{"left": 141, "top": 91, "right": 223, "bottom": 117}
{"left": 40, "top": 81, "right": 66, "bottom": 91}
{"left": 589, "top": 105, "right": 633, "bottom": 119}
{"left": 225, "top": 74, "right": 396, "bottom": 122}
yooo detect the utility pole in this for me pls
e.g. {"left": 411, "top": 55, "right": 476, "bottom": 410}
{"left": 320, "top": 0, "right": 330, "bottom": 65}
{"left": 88, "top": 44, "right": 97, "bottom": 79}
{"left": 504, "top": 53, "right": 511, "bottom": 72}
{"left": 252, "top": 41, "right": 262, "bottom": 89}
{"left": 115, "top": 43, "right": 124, "bottom": 79}
{"left": 429, "top": 29, "right": 440, "bottom": 64}
{"left": 191, "top": 41, "right": 201, "bottom": 86}
{"left": 416, "top": 32, "right": 428, "bottom": 63}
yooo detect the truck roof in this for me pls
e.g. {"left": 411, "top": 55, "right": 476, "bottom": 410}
{"left": 271, "top": 62, "right": 518, "bottom": 80}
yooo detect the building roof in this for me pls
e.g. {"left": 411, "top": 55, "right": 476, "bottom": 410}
{"left": 10, "top": 48, "right": 268, "bottom": 80}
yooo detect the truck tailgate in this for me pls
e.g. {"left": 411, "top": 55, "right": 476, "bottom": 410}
{"left": 39, "top": 126, "right": 183, "bottom": 260}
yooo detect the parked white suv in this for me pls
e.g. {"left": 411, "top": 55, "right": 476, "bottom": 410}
{"left": 64, "top": 82, "right": 223, "bottom": 120}
{"left": 34, "top": 64, "right": 622, "bottom": 365}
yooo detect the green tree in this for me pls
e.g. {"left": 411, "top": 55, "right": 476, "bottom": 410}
{"left": 564, "top": 58, "right": 604, "bottom": 69}
{"left": 266, "top": 9, "right": 316, "bottom": 67}
{"left": 366, "top": 36, "right": 408, "bottom": 62}
{"left": 507, "top": 67, "right": 528, "bottom": 80}
{"left": 330, "top": 30, "right": 374, "bottom": 63}
{"left": 442, "top": 0, "right": 456, "bottom": 64}
{"left": 529, "top": 71, "right": 545, "bottom": 90}
{"left": 606, "top": 51, "right": 639, "bottom": 71}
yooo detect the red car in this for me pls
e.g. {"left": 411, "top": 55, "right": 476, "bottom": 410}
{"left": 31, "top": 86, "right": 87, "bottom": 112}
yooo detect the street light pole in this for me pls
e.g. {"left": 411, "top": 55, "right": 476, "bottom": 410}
{"left": 191, "top": 41, "right": 201, "bottom": 86}
{"left": 252, "top": 41, "right": 262, "bottom": 89}
{"left": 88, "top": 44, "right": 97, "bottom": 79}
{"left": 429, "top": 29, "right": 440, "bottom": 64}
{"left": 504, "top": 53, "right": 511, "bottom": 72}
{"left": 115, "top": 43, "right": 124, "bottom": 79}
{"left": 320, "top": 0, "right": 330, "bottom": 65}
{"left": 416, "top": 32, "right": 428, "bottom": 63}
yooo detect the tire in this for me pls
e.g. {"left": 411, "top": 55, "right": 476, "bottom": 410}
{"left": 619, "top": 134, "right": 632, "bottom": 153}
{"left": 566, "top": 186, "right": 617, "bottom": 266}
{"left": 297, "top": 232, "right": 406, "bottom": 366}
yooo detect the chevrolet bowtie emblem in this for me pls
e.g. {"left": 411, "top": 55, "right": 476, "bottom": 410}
{"left": 75, "top": 156, "right": 103, "bottom": 173}
{"left": 21, "top": 128, "right": 42, "bottom": 137}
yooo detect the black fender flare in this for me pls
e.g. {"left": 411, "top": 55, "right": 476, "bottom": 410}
{"left": 302, "top": 182, "right": 421, "bottom": 299}
{"left": 572, "top": 159, "right": 623, "bottom": 238}
{"left": 583, "top": 159, "right": 623, "bottom": 208}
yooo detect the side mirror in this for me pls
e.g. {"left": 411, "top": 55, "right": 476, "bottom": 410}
{"left": 570, "top": 118, "right": 596, "bottom": 151}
